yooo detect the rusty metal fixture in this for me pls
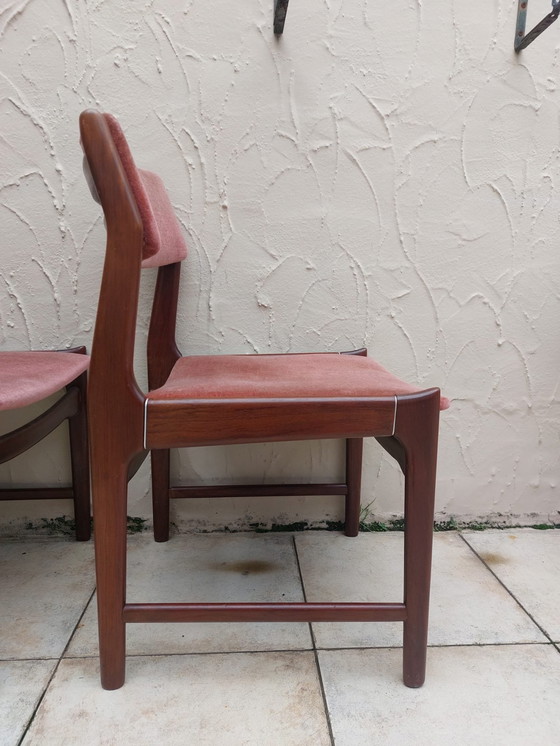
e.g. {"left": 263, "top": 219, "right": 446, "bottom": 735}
{"left": 515, "top": 0, "right": 560, "bottom": 52}
{"left": 274, "top": 0, "right": 289, "bottom": 35}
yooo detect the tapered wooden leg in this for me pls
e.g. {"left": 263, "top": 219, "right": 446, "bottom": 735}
{"left": 151, "top": 449, "right": 170, "bottom": 542}
{"left": 68, "top": 372, "right": 91, "bottom": 541}
{"left": 91, "top": 457, "right": 129, "bottom": 690}
{"left": 344, "top": 438, "right": 363, "bottom": 537}
{"left": 395, "top": 391, "right": 439, "bottom": 688}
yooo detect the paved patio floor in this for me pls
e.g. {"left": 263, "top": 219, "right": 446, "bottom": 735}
{"left": 1, "top": 528, "right": 559, "bottom": 745}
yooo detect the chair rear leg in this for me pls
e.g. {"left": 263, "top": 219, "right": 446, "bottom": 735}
{"left": 396, "top": 393, "right": 439, "bottom": 688}
{"left": 344, "top": 438, "right": 363, "bottom": 537}
{"left": 92, "top": 457, "right": 129, "bottom": 690}
{"left": 68, "top": 372, "right": 91, "bottom": 541}
{"left": 151, "top": 449, "right": 171, "bottom": 542}
{"left": 93, "top": 469, "right": 128, "bottom": 690}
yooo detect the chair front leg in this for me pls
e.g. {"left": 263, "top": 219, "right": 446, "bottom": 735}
{"left": 344, "top": 438, "right": 363, "bottom": 537}
{"left": 91, "top": 453, "right": 129, "bottom": 690}
{"left": 394, "top": 392, "right": 439, "bottom": 688}
{"left": 67, "top": 371, "right": 91, "bottom": 541}
{"left": 151, "top": 449, "right": 171, "bottom": 542}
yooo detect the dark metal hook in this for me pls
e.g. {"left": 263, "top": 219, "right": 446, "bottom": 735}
{"left": 515, "top": 0, "right": 560, "bottom": 52}
{"left": 274, "top": 0, "right": 289, "bottom": 35}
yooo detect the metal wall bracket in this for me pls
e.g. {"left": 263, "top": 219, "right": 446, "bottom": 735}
{"left": 515, "top": 0, "right": 560, "bottom": 52}
{"left": 274, "top": 0, "right": 289, "bottom": 35}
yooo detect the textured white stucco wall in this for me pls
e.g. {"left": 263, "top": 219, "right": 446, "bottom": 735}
{"left": 1, "top": 0, "right": 560, "bottom": 533}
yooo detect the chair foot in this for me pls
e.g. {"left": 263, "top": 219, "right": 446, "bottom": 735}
{"left": 403, "top": 619, "right": 428, "bottom": 688}
{"left": 403, "top": 665, "right": 426, "bottom": 689}
{"left": 74, "top": 522, "right": 91, "bottom": 542}
{"left": 101, "top": 660, "right": 126, "bottom": 690}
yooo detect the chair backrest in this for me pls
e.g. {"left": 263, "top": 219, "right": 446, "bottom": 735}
{"left": 80, "top": 110, "right": 187, "bottom": 459}
{"left": 102, "top": 114, "right": 187, "bottom": 269}
{"left": 82, "top": 112, "right": 187, "bottom": 269}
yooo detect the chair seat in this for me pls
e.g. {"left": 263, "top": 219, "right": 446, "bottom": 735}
{"left": 148, "top": 353, "right": 450, "bottom": 408}
{"left": 0, "top": 351, "right": 90, "bottom": 411}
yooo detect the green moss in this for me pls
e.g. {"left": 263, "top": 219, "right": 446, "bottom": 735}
{"left": 246, "top": 516, "right": 560, "bottom": 534}
{"left": 325, "top": 520, "right": 345, "bottom": 531}
{"left": 21, "top": 513, "right": 560, "bottom": 537}
{"left": 270, "top": 521, "right": 309, "bottom": 532}
{"left": 359, "top": 521, "right": 390, "bottom": 532}
{"left": 126, "top": 516, "right": 148, "bottom": 534}
{"left": 25, "top": 515, "right": 77, "bottom": 536}
{"left": 433, "top": 518, "right": 459, "bottom": 532}
{"left": 249, "top": 522, "right": 269, "bottom": 533}
{"left": 24, "top": 514, "right": 148, "bottom": 536}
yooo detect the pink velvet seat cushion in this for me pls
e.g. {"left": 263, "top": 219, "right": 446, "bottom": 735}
{"left": 0, "top": 351, "right": 89, "bottom": 411}
{"left": 103, "top": 113, "right": 188, "bottom": 268}
{"left": 148, "top": 353, "right": 450, "bottom": 409}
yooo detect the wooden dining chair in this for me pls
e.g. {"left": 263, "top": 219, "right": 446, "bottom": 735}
{"left": 0, "top": 347, "right": 90, "bottom": 540}
{"left": 80, "top": 109, "right": 449, "bottom": 690}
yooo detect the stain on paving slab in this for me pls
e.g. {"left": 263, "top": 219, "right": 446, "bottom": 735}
{"left": 209, "top": 560, "right": 279, "bottom": 575}
{"left": 478, "top": 552, "right": 509, "bottom": 565}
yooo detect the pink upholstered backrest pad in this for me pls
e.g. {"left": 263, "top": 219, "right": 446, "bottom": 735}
{"left": 103, "top": 113, "right": 188, "bottom": 268}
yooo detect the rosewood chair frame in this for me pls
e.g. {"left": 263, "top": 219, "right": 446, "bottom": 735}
{"left": 81, "top": 110, "right": 441, "bottom": 691}
{"left": 0, "top": 347, "right": 91, "bottom": 541}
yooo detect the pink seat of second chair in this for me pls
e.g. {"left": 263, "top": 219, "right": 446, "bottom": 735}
{"left": 147, "top": 353, "right": 451, "bottom": 408}
{"left": 0, "top": 351, "right": 90, "bottom": 411}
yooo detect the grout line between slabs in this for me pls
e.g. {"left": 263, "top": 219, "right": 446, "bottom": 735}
{"left": 59, "top": 640, "right": 560, "bottom": 663}
{"left": 458, "top": 532, "right": 556, "bottom": 645}
{"left": 0, "top": 656, "right": 61, "bottom": 663}
{"left": 17, "top": 585, "right": 97, "bottom": 746}
{"left": 314, "top": 641, "right": 557, "bottom": 652}
{"left": 118, "top": 647, "right": 316, "bottom": 660}
{"left": 292, "top": 534, "right": 335, "bottom": 746}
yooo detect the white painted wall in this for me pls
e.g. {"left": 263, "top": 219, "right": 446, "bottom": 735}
{"left": 1, "top": 0, "right": 560, "bottom": 534}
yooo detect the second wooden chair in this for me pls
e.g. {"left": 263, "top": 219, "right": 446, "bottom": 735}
{"left": 0, "top": 347, "right": 90, "bottom": 540}
{"left": 80, "top": 109, "right": 449, "bottom": 690}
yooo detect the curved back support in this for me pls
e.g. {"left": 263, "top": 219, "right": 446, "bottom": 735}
{"left": 81, "top": 110, "right": 187, "bottom": 394}
{"left": 79, "top": 110, "right": 145, "bottom": 463}
{"left": 80, "top": 111, "right": 142, "bottom": 242}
